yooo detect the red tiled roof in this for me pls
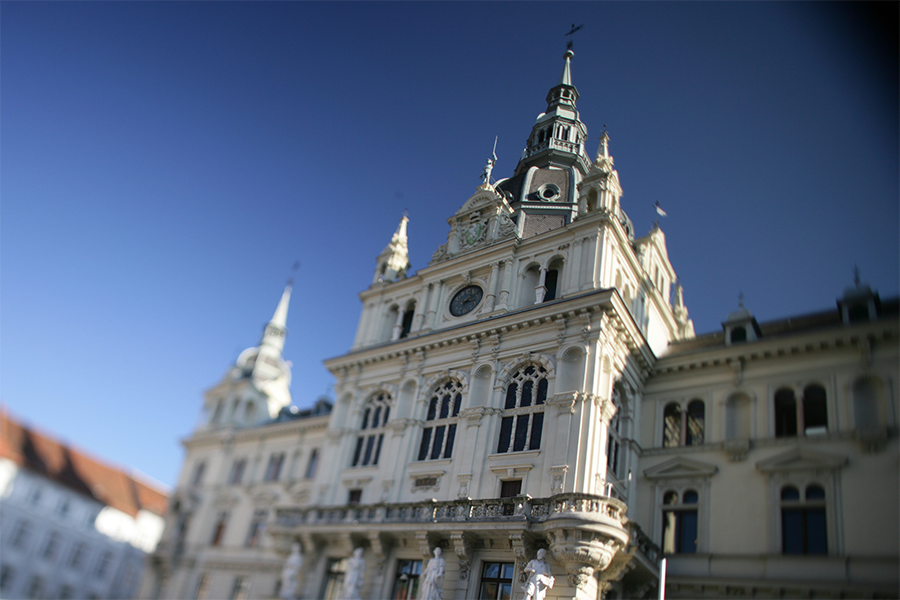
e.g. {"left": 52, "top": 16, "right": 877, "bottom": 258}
{"left": 0, "top": 409, "right": 168, "bottom": 518}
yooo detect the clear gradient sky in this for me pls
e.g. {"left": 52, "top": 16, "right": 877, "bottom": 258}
{"left": 2, "top": 2, "right": 897, "bottom": 489}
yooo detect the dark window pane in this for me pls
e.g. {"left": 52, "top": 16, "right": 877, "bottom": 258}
{"left": 500, "top": 479, "right": 522, "bottom": 498}
{"left": 439, "top": 394, "right": 451, "bottom": 419}
{"left": 803, "top": 385, "right": 828, "bottom": 433}
{"left": 418, "top": 428, "right": 432, "bottom": 461}
{"left": 482, "top": 563, "right": 499, "bottom": 579}
{"left": 521, "top": 381, "right": 534, "bottom": 407}
{"left": 679, "top": 511, "right": 698, "bottom": 553}
{"left": 544, "top": 269, "right": 558, "bottom": 302}
{"left": 513, "top": 414, "right": 529, "bottom": 451}
{"left": 782, "top": 509, "right": 804, "bottom": 554}
{"left": 372, "top": 407, "right": 381, "bottom": 427}
{"left": 362, "top": 436, "right": 375, "bottom": 465}
{"left": 352, "top": 437, "right": 363, "bottom": 466}
{"left": 430, "top": 426, "right": 445, "bottom": 460}
{"left": 497, "top": 417, "right": 513, "bottom": 453}
{"left": 663, "top": 491, "right": 678, "bottom": 505}
{"left": 500, "top": 564, "right": 515, "bottom": 579}
{"left": 452, "top": 394, "right": 462, "bottom": 416}
{"left": 362, "top": 409, "right": 371, "bottom": 430}
{"left": 373, "top": 433, "right": 384, "bottom": 465}
{"left": 536, "top": 379, "right": 548, "bottom": 405}
{"left": 383, "top": 407, "right": 390, "bottom": 423}
{"left": 806, "top": 485, "right": 825, "bottom": 500}
{"left": 806, "top": 508, "right": 827, "bottom": 554}
{"left": 505, "top": 384, "right": 518, "bottom": 410}
{"left": 427, "top": 397, "right": 437, "bottom": 421}
{"left": 444, "top": 424, "right": 457, "bottom": 458}
{"left": 775, "top": 389, "right": 798, "bottom": 437}
{"left": 682, "top": 490, "right": 699, "bottom": 504}
{"left": 529, "top": 412, "right": 543, "bottom": 450}
{"left": 781, "top": 486, "right": 800, "bottom": 501}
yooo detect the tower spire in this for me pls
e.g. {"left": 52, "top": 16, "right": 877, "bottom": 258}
{"left": 372, "top": 214, "right": 411, "bottom": 285}
{"left": 514, "top": 49, "right": 591, "bottom": 176}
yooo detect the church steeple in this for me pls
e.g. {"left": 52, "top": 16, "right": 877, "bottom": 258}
{"left": 254, "top": 284, "right": 291, "bottom": 375}
{"left": 515, "top": 49, "right": 591, "bottom": 176}
{"left": 372, "top": 215, "right": 411, "bottom": 285}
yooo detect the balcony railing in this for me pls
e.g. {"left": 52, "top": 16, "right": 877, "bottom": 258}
{"left": 274, "top": 493, "right": 628, "bottom": 529}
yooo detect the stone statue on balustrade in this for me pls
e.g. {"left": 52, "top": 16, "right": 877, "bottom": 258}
{"left": 279, "top": 543, "right": 303, "bottom": 599}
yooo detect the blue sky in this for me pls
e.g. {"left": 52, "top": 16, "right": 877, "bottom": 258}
{"left": 2, "top": 2, "right": 897, "bottom": 489}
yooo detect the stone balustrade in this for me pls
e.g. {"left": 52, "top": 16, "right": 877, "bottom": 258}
{"left": 273, "top": 492, "right": 628, "bottom": 529}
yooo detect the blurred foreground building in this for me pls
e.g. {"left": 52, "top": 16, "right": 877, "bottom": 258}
{"left": 0, "top": 410, "right": 168, "bottom": 600}
{"left": 142, "top": 51, "right": 899, "bottom": 600}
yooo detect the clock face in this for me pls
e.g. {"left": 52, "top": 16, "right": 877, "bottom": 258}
{"left": 449, "top": 285, "right": 483, "bottom": 317}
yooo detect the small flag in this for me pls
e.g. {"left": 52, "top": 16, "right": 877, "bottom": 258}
{"left": 654, "top": 201, "right": 667, "bottom": 217}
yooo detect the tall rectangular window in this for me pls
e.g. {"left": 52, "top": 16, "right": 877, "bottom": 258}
{"left": 661, "top": 490, "right": 698, "bottom": 554}
{"left": 478, "top": 562, "right": 514, "bottom": 600}
{"left": 305, "top": 449, "right": 319, "bottom": 478}
{"left": 497, "top": 366, "right": 547, "bottom": 454}
{"left": 229, "top": 459, "right": 246, "bottom": 485}
{"left": 781, "top": 485, "right": 827, "bottom": 555}
{"left": 392, "top": 559, "right": 422, "bottom": 600}
{"left": 265, "top": 453, "right": 285, "bottom": 481}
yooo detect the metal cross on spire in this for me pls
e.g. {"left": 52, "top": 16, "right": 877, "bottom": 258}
{"left": 565, "top": 23, "right": 584, "bottom": 50}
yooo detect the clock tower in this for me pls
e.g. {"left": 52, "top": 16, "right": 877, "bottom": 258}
{"left": 314, "top": 49, "right": 693, "bottom": 598}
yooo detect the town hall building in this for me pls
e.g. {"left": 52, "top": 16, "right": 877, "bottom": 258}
{"left": 141, "top": 50, "right": 899, "bottom": 600}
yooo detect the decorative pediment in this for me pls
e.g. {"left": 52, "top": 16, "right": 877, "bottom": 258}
{"left": 643, "top": 456, "right": 718, "bottom": 480}
{"left": 756, "top": 447, "right": 847, "bottom": 474}
{"left": 456, "top": 188, "right": 507, "bottom": 216}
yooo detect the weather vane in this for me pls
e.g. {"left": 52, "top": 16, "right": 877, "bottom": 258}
{"left": 565, "top": 23, "right": 584, "bottom": 50}
{"left": 288, "top": 261, "right": 300, "bottom": 286}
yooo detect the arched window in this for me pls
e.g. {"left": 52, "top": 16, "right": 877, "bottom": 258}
{"left": 661, "top": 490, "right": 698, "bottom": 554}
{"left": 418, "top": 379, "right": 463, "bottom": 460}
{"left": 775, "top": 385, "right": 828, "bottom": 437}
{"left": 802, "top": 385, "right": 827, "bottom": 435}
{"left": 663, "top": 400, "right": 705, "bottom": 447}
{"left": 497, "top": 365, "right": 548, "bottom": 453}
{"left": 774, "top": 388, "right": 798, "bottom": 437}
{"left": 686, "top": 400, "right": 705, "bottom": 446}
{"left": 352, "top": 392, "right": 392, "bottom": 467}
{"left": 781, "top": 484, "right": 827, "bottom": 555}
{"left": 400, "top": 302, "right": 415, "bottom": 339}
{"left": 663, "top": 403, "right": 681, "bottom": 447}
{"left": 544, "top": 259, "right": 563, "bottom": 302}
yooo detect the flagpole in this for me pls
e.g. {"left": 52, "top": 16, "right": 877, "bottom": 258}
{"left": 658, "top": 558, "right": 667, "bottom": 600}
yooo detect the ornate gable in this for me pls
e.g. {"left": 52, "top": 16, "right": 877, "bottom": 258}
{"left": 430, "top": 187, "right": 518, "bottom": 264}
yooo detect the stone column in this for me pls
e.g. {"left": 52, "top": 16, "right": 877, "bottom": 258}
{"left": 391, "top": 307, "right": 406, "bottom": 341}
{"left": 535, "top": 267, "right": 548, "bottom": 304}
{"left": 481, "top": 261, "right": 500, "bottom": 313}
{"left": 496, "top": 259, "right": 514, "bottom": 312}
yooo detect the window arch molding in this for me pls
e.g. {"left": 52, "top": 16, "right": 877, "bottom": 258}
{"left": 495, "top": 353, "right": 556, "bottom": 389}
{"left": 421, "top": 370, "right": 469, "bottom": 400}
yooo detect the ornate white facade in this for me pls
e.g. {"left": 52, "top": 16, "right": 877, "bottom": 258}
{"left": 143, "top": 51, "right": 898, "bottom": 600}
